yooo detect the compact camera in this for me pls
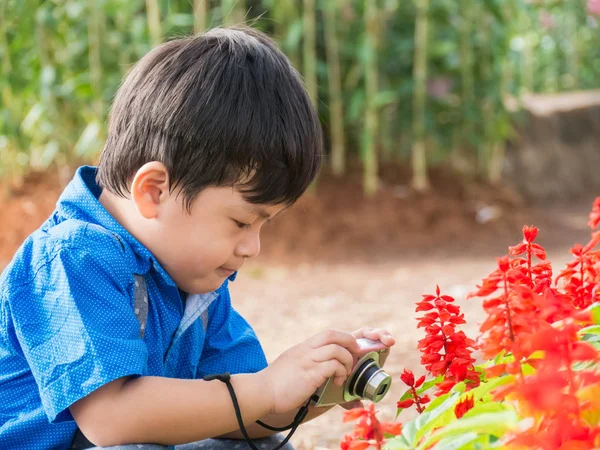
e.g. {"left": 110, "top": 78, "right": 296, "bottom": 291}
{"left": 311, "top": 338, "right": 392, "bottom": 407}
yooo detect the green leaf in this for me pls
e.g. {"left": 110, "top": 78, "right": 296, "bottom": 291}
{"left": 431, "top": 431, "right": 480, "bottom": 450}
{"left": 580, "top": 325, "right": 600, "bottom": 336}
{"left": 462, "top": 375, "right": 514, "bottom": 400}
{"left": 587, "top": 304, "right": 600, "bottom": 325}
{"left": 413, "top": 392, "right": 462, "bottom": 444}
{"left": 384, "top": 434, "right": 412, "bottom": 450}
{"left": 461, "top": 402, "right": 513, "bottom": 419}
{"left": 416, "top": 410, "right": 519, "bottom": 450}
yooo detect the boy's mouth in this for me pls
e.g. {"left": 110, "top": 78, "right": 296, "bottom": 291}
{"left": 217, "top": 266, "right": 237, "bottom": 277}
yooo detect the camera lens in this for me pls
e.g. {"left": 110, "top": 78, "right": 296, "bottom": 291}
{"left": 349, "top": 359, "right": 392, "bottom": 403}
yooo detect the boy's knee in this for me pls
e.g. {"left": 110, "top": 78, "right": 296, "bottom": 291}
{"left": 176, "top": 434, "right": 295, "bottom": 450}
{"left": 88, "top": 445, "right": 168, "bottom": 450}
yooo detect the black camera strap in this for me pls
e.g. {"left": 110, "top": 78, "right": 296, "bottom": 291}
{"left": 203, "top": 373, "right": 313, "bottom": 450}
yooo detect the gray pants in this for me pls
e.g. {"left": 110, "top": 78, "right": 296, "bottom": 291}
{"left": 88, "top": 434, "right": 294, "bottom": 449}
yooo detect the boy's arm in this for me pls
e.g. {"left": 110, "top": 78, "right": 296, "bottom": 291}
{"left": 70, "top": 373, "right": 271, "bottom": 447}
{"left": 70, "top": 330, "right": 359, "bottom": 447}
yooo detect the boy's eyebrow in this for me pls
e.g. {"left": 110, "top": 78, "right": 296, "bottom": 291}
{"left": 250, "top": 206, "right": 272, "bottom": 219}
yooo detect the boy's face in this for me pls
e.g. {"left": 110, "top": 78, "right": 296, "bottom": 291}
{"left": 126, "top": 163, "right": 285, "bottom": 294}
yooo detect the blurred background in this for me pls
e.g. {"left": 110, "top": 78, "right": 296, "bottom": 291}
{"left": 1, "top": 1, "right": 600, "bottom": 448}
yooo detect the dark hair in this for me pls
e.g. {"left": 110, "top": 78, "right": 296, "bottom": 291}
{"left": 97, "top": 27, "right": 322, "bottom": 209}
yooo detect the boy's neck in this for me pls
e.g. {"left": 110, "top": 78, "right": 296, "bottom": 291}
{"left": 99, "top": 189, "right": 143, "bottom": 244}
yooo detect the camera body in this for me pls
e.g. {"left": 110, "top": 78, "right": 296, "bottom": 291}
{"left": 311, "top": 338, "right": 392, "bottom": 407}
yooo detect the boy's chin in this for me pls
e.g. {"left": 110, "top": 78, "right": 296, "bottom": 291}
{"left": 178, "top": 274, "right": 225, "bottom": 295}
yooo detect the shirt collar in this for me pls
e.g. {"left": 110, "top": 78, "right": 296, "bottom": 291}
{"left": 56, "top": 166, "right": 178, "bottom": 286}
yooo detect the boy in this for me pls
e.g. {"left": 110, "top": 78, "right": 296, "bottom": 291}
{"left": 0, "top": 27, "right": 394, "bottom": 449}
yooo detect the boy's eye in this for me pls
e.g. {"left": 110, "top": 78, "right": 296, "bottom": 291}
{"left": 233, "top": 219, "right": 251, "bottom": 229}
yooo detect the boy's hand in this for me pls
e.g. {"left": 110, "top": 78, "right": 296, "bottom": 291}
{"left": 262, "top": 330, "right": 360, "bottom": 414}
{"left": 351, "top": 327, "right": 396, "bottom": 347}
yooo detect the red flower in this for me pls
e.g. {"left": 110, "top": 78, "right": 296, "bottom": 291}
{"left": 341, "top": 404, "right": 401, "bottom": 450}
{"left": 400, "top": 369, "right": 414, "bottom": 387}
{"left": 396, "top": 399, "right": 414, "bottom": 409}
{"left": 589, "top": 197, "right": 600, "bottom": 229}
{"left": 454, "top": 395, "right": 475, "bottom": 419}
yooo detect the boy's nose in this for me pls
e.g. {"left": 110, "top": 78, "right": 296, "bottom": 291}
{"left": 235, "top": 232, "right": 261, "bottom": 259}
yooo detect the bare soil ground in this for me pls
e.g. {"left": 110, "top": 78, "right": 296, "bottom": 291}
{"left": 0, "top": 166, "right": 596, "bottom": 449}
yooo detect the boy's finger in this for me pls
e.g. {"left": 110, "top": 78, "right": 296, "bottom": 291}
{"left": 351, "top": 327, "right": 373, "bottom": 339}
{"left": 309, "top": 330, "right": 359, "bottom": 353}
{"left": 311, "top": 344, "right": 354, "bottom": 375}
{"left": 362, "top": 328, "right": 396, "bottom": 346}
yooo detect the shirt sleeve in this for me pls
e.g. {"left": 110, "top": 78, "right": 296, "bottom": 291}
{"left": 196, "top": 282, "right": 267, "bottom": 378}
{"left": 7, "top": 244, "right": 148, "bottom": 423}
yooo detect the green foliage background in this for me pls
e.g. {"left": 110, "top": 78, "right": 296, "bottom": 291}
{"left": 1, "top": 0, "right": 599, "bottom": 191}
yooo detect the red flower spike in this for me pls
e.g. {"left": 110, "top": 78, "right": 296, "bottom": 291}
{"left": 415, "top": 375, "right": 426, "bottom": 388}
{"left": 416, "top": 287, "right": 479, "bottom": 395}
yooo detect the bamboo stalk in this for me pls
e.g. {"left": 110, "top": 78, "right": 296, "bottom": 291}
{"left": 488, "top": 2, "right": 515, "bottom": 184}
{"left": 115, "top": 12, "right": 130, "bottom": 75}
{"left": 222, "top": 0, "right": 245, "bottom": 26}
{"left": 145, "top": 0, "right": 162, "bottom": 46}
{"left": 273, "top": 2, "right": 301, "bottom": 70}
{"left": 194, "top": 0, "right": 208, "bottom": 34}
{"left": 324, "top": 0, "right": 345, "bottom": 176}
{"left": 0, "top": 3, "right": 13, "bottom": 110}
{"left": 303, "top": 0, "right": 317, "bottom": 107}
{"left": 222, "top": 0, "right": 234, "bottom": 26}
{"left": 521, "top": 8, "right": 534, "bottom": 94}
{"left": 411, "top": 0, "right": 430, "bottom": 191}
{"left": 88, "top": 0, "right": 103, "bottom": 120}
{"left": 566, "top": 3, "right": 579, "bottom": 89}
{"left": 460, "top": 0, "right": 474, "bottom": 152}
{"left": 363, "top": 0, "right": 379, "bottom": 195}
{"left": 489, "top": 61, "right": 507, "bottom": 185}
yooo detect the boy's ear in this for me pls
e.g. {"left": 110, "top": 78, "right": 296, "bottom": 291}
{"left": 130, "top": 161, "right": 171, "bottom": 219}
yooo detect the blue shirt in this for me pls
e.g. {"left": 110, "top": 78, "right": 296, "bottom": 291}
{"left": 0, "top": 166, "right": 268, "bottom": 450}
